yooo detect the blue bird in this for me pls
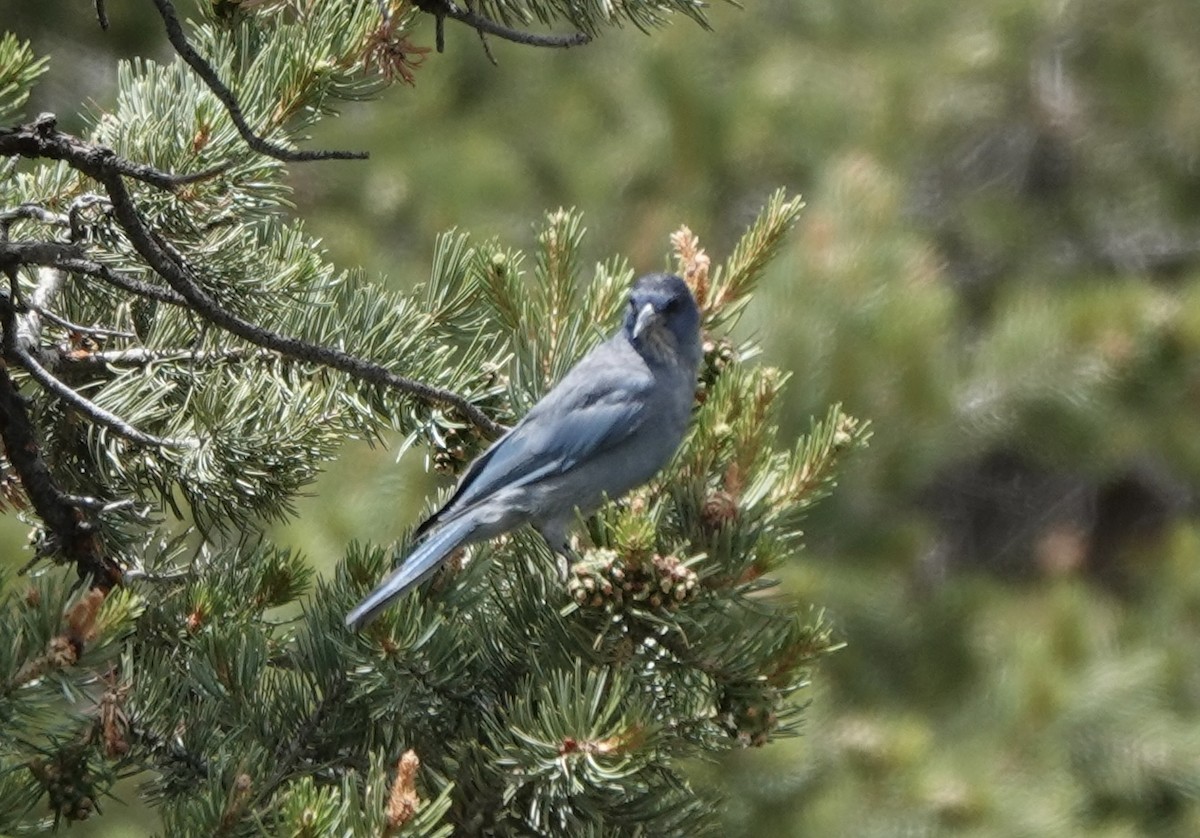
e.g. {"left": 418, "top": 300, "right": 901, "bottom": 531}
{"left": 345, "top": 273, "right": 703, "bottom": 629}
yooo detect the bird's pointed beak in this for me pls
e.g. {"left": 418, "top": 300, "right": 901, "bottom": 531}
{"left": 632, "top": 302, "right": 659, "bottom": 339}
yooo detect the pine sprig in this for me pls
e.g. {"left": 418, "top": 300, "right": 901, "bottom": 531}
{"left": 0, "top": 574, "right": 140, "bottom": 831}
{"left": 471, "top": 210, "right": 634, "bottom": 417}
{"left": 0, "top": 35, "right": 48, "bottom": 125}
{"left": 706, "top": 189, "right": 806, "bottom": 329}
{"left": 770, "top": 404, "right": 873, "bottom": 521}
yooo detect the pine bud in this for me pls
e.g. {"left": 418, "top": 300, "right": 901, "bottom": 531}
{"left": 48, "top": 636, "right": 77, "bottom": 668}
{"left": 703, "top": 336, "right": 736, "bottom": 379}
{"left": 720, "top": 691, "right": 781, "bottom": 748}
{"left": 386, "top": 750, "right": 422, "bottom": 830}
{"left": 700, "top": 489, "right": 739, "bottom": 532}
{"left": 833, "top": 414, "right": 860, "bottom": 450}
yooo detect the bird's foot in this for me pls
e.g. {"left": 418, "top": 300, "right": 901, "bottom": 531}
{"left": 556, "top": 543, "right": 583, "bottom": 582}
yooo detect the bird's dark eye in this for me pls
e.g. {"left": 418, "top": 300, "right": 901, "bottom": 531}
{"left": 663, "top": 297, "right": 681, "bottom": 313}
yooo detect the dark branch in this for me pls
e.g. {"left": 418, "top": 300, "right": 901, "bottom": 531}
{"left": 149, "top": 0, "right": 368, "bottom": 162}
{"left": 98, "top": 170, "right": 504, "bottom": 436}
{"left": 416, "top": 0, "right": 591, "bottom": 49}
{"left": 3, "top": 122, "right": 502, "bottom": 436}
{"left": 253, "top": 680, "right": 349, "bottom": 814}
{"left": 59, "top": 346, "right": 276, "bottom": 369}
{"left": 0, "top": 115, "right": 228, "bottom": 191}
{"left": 34, "top": 307, "right": 136, "bottom": 341}
{"left": 0, "top": 204, "right": 67, "bottom": 239}
{"left": 94, "top": 0, "right": 110, "bottom": 30}
{"left": 8, "top": 338, "right": 195, "bottom": 450}
{"left": 0, "top": 240, "right": 187, "bottom": 305}
{"left": 0, "top": 196, "right": 114, "bottom": 245}
{"left": 60, "top": 257, "right": 187, "bottom": 305}
{"left": 0, "top": 313, "right": 121, "bottom": 589}
{"left": 0, "top": 240, "right": 79, "bottom": 270}
{"left": 0, "top": 256, "right": 193, "bottom": 448}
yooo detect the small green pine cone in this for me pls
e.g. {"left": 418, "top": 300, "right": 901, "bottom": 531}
{"left": 430, "top": 425, "right": 470, "bottom": 473}
{"left": 696, "top": 336, "right": 736, "bottom": 403}
{"left": 719, "top": 690, "right": 781, "bottom": 748}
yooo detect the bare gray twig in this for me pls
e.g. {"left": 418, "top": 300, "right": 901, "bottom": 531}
{"left": 10, "top": 339, "right": 197, "bottom": 449}
{"left": 149, "top": 0, "right": 368, "bottom": 162}
{"left": 414, "top": 0, "right": 591, "bottom": 50}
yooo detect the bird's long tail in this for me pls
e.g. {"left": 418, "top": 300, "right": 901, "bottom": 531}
{"left": 344, "top": 514, "right": 477, "bottom": 630}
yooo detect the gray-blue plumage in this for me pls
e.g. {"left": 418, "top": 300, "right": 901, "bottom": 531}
{"left": 345, "top": 273, "right": 702, "bottom": 629}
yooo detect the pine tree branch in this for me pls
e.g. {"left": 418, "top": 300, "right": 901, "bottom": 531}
{"left": 0, "top": 203, "right": 66, "bottom": 235}
{"left": 0, "top": 241, "right": 187, "bottom": 307}
{"left": 33, "top": 307, "right": 136, "bottom": 341}
{"left": 0, "top": 275, "right": 192, "bottom": 449}
{"left": 0, "top": 336, "right": 121, "bottom": 589}
{"left": 127, "top": 719, "right": 211, "bottom": 784}
{"left": 1, "top": 195, "right": 114, "bottom": 244}
{"left": 59, "top": 256, "right": 187, "bottom": 305}
{"left": 253, "top": 681, "right": 348, "bottom": 813}
{"left": 98, "top": 170, "right": 504, "bottom": 436}
{"left": 414, "top": 0, "right": 591, "bottom": 50}
{"left": 148, "top": 0, "right": 369, "bottom": 163}
{"left": 7, "top": 337, "right": 195, "bottom": 450}
{"left": 1, "top": 121, "right": 504, "bottom": 436}
{"left": 0, "top": 258, "right": 188, "bottom": 450}
{"left": 0, "top": 241, "right": 78, "bottom": 271}
{"left": 55, "top": 345, "right": 279, "bottom": 372}
{"left": 16, "top": 266, "right": 66, "bottom": 350}
{"left": 0, "top": 114, "right": 228, "bottom": 190}
{"left": 59, "top": 347, "right": 277, "bottom": 368}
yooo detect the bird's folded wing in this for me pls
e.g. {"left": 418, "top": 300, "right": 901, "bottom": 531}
{"left": 431, "top": 363, "right": 655, "bottom": 518}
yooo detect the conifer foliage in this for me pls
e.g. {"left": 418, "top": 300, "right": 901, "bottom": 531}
{"left": 0, "top": 2, "right": 866, "bottom": 833}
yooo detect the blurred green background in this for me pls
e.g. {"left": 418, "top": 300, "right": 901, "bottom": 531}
{"left": 6, "top": 0, "right": 1200, "bottom": 834}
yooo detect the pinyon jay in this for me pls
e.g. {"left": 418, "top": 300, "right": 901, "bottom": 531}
{"left": 345, "top": 272, "right": 702, "bottom": 629}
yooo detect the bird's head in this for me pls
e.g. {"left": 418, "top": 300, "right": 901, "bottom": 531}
{"left": 624, "top": 273, "right": 702, "bottom": 367}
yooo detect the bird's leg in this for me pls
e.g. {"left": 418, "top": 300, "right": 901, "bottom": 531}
{"left": 535, "top": 524, "right": 580, "bottom": 581}
{"left": 555, "top": 541, "right": 584, "bottom": 582}
{"left": 542, "top": 536, "right": 583, "bottom": 582}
